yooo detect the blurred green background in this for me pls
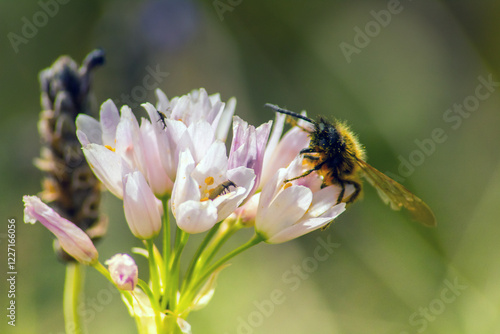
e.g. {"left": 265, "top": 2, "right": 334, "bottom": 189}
{"left": 1, "top": 0, "right": 500, "bottom": 333}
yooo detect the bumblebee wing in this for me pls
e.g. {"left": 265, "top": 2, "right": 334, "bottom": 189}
{"left": 356, "top": 159, "right": 436, "bottom": 227}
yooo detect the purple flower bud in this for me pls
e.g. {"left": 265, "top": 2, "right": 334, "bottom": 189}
{"left": 105, "top": 254, "right": 138, "bottom": 291}
{"left": 23, "top": 195, "right": 98, "bottom": 264}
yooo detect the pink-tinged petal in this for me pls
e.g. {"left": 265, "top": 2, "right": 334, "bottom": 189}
{"left": 162, "top": 119, "right": 190, "bottom": 181}
{"left": 99, "top": 99, "right": 121, "bottom": 147}
{"left": 261, "top": 124, "right": 310, "bottom": 187}
{"left": 76, "top": 129, "right": 90, "bottom": 146}
{"left": 115, "top": 106, "right": 146, "bottom": 175}
{"left": 215, "top": 97, "right": 236, "bottom": 142}
{"left": 228, "top": 116, "right": 272, "bottom": 196}
{"left": 155, "top": 89, "right": 171, "bottom": 115}
{"left": 142, "top": 102, "right": 161, "bottom": 128}
{"left": 142, "top": 103, "right": 179, "bottom": 181}
{"left": 105, "top": 253, "right": 138, "bottom": 290}
{"left": 82, "top": 144, "right": 132, "bottom": 198}
{"left": 176, "top": 200, "right": 218, "bottom": 233}
{"left": 232, "top": 193, "right": 260, "bottom": 223}
{"left": 140, "top": 120, "right": 173, "bottom": 196}
{"left": 266, "top": 204, "right": 345, "bottom": 244}
{"left": 170, "top": 95, "right": 190, "bottom": 121}
{"left": 256, "top": 185, "right": 312, "bottom": 238}
{"left": 142, "top": 102, "right": 166, "bottom": 133}
{"left": 23, "top": 196, "right": 98, "bottom": 264}
{"left": 123, "top": 171, "right": 162, "bottom": 239}
{"left": 263, "top": 112, "right": 286, "bottom": 162}
{"left": 76, "top": 114, "right": 102, "bottom": 145}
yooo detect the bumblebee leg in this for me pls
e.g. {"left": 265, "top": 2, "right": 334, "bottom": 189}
{"left": 284, "top": 160, "right": 326, "bottom": 183}
{"left": 336, "top": 181, "right": 345, "bottom": 204}
{"left": 299, "top": 147, "right": 317, "bottom": 155}
{"left": 343, "top": 180, "right": 362, "bottom": 204}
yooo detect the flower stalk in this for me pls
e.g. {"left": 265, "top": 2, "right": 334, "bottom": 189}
{"left": 63, "top": 263, "right": 84, "bottom": 334}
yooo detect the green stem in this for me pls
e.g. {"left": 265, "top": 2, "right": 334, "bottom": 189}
{"left": 146, "top": 239, "right": 161, "bottom": 301}
{"left": 169, "top": 227, "right": 189, "bottom": 310}
{"left": 63, "top": 263, "right": 84, "bottom": 334}
{"left": 164, "top": 314, "right": 181, "bottom": 334}
{"left": 200, "top": 219, "right": 242, "bottom": 269}
{"left": 181, "top": 223, "right": 220, "bottom": 294}
{"left": 92, "top": 261, "right": 135, "bottom": 310}
{"left": 161, "top": 196, "right": 170, "bottom": 310}
{"left": 181, "top": 234, "right": 263, "bottom": 309}
{"left": 137, "top": 279, "right": 164, "bottom": 332}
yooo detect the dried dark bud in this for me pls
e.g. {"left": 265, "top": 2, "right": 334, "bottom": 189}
{"left": 36, "top": 49, "right": 107, "bottom": 262}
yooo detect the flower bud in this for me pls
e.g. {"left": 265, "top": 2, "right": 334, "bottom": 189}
{"left": 105, "top": 254, "right": 138, "bottom": 290}
{"left": 123, "top": 171, "right": 162, "bottom": 239}
{"left": 23, "top": 195, "right": 98, "bottom": 265}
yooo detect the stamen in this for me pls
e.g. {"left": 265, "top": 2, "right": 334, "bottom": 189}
{"left": 104, "top": 145, "right": 115, "bottom": 152}
{"left": 205, "top": 176, "right": 215, "bottom": 186}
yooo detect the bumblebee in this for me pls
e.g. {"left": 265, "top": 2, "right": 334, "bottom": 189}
{"left": 265, "top": 104, "right": 436, "bottom": 227}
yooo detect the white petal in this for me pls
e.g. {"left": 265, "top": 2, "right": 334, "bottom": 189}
{"left": 177, "top": 318, "right": 192, "bottom": 334}
{"left": 216, "top": 97, "right": 236, "bottom": 142}
{"left": 305, "top": 185, "right": 343, "bottom": 218}
{"left": 155, "top": 89, "right": 170, "bottom": 113}
{"left": 259, "top": 168, "right": 286, "bottom": 212}
{"left": 257, "top": 185, "right": 312, "bottom": 238}
{"left": 191, "top": 141, "right": 228, "bottom": 185}
{"left": 82, "top": 144, "right": 131, "bottom": 198}
{"left": 187, "top": 121, "right": 215, "bottom": 163}
{"left": 176, "top": 200, "right": 218, "bottom": 233}
{"left": 99, "top": 99, "right": 120, "bottom": 146}
{"left": 263, "top": 112, "right": 286, "bottom": 163}
{"left": 115, "top": 109, "right": 145, "bottom": 175}
{"left": 76, "top": 129, "right": 90, "bottom": 146}
{"left": 76, "top": 114, "right": 102, "bottom": 145}
{"left": 214, "top": 186, "right": 248, "bottom": 222}
{"left": 170, "top": 95, "right": 190, "bottom": 121}
{"left": 267, "top": 203, "right": 346, "bottom": 244}
{"left": 171, "top": 151, "right": 200, "bottom": 217}
{"left": 226, "top": 166, "right": 256, "bottom": 201}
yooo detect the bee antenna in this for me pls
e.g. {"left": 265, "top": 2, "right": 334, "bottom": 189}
{"left": 264, "top": 103, "right": 316, "bottom": 124}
